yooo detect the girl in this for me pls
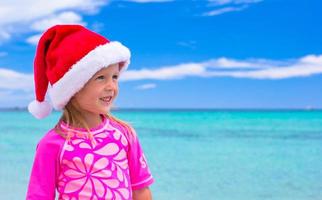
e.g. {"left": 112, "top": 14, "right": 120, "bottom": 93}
{"left": 26, "top": 25, "right": 154, "bottom": 200}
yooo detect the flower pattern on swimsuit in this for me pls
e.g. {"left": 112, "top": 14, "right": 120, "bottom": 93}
{"left": 58, "top": 127, "right": 132, "bottom": 200}
{"left": 26, "top": 116, "right": 154, "bottom": 200}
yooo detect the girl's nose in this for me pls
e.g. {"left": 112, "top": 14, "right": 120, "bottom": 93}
{"left": 104, "top": 78, "right": 116, "bottom": 90}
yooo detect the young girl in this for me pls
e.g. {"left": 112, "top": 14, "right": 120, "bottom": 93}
{"left": 26, "top": 25, "right": 154, "bottom": 200}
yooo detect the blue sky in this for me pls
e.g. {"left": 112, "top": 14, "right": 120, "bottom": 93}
{"left": 0, "top": 0, "right": 321, "bottom": 109}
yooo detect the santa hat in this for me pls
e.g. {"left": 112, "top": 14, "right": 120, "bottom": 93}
{"left": 28, "top": 24, "right": 131, "bottom": 119}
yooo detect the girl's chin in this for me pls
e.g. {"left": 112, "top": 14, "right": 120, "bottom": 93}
{"left": 99, "top": 103, "right": 112, "bottom": 111}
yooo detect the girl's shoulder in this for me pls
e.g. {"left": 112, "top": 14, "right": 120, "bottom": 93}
{"left": 107, "top": 116, "right": 137, "bottom": 141}
{"left": 35, "top": 128, "right": 66, "bottom": 155}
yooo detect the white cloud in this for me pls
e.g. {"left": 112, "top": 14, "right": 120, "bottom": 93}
{"left": 1, "top": 54, "right": 320, "bottom": 90}
{"left": 203, "top": 6, "right": 246, "bottom": 16}
{"left": 30, "top": 12, "right": 85, "bottom": 32}
{"left": 0, "top": 68, "right": 33, "bottom": 90}
{"left": 0, "top": 30, "right": 11, "bottom": 43}
{"left": 234, "top": 55, "right": 322, "bottom": 79}
{"left": 135, "top": 83, "right": 157, "bottom": 90}
{"left": 27, "top": 11, "right": 86, "bottom": 45}
{"left": 203, "top": 57, "right": 287, "bottom": 69}
{"left": 208, "top": 0, "right": 262, "bottom": 6}
{"left": 204, "top": 0, "right": 262, "bottom": 16}
{"left": 26, "top": 34, "right": 42, "bottom": 46}
{"left": 121, "top": 63, "right": 206, "bottom": 81}
{"left": 1, "top": 54, "right": 321, "bottom": 107}
{"left": 0, "top": 0, "right": 107, "bottom": 25}
{"left": 126, "top": 0, "right": 173, "bottom": 3}
{"left": 0, "top": 89, "right": 33, "bottom": 108}
{"left": 0, "top": 68, "right": 34, "bottom": 108}
{"left": 120, "top": 54, "right": 322, "bottom": 81}
{"left": 208, "top": 0, "right": 232, "bottom": 5}
{"left": 0, "top": 0, "right": 109, "bottom": 43}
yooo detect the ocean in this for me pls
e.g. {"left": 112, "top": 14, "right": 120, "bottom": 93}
{"left": 0, "top": 110, "right": 321, "bottom": 199}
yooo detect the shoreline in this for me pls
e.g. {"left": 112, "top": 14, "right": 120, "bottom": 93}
{"left": 0, "top": 107, "right": 321, "bottom": 112}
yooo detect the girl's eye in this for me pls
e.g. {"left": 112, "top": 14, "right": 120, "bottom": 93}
{"left": 113, "top": 75, "right": 119, "bottom": 80}
{"left": 96, "top": 75, "right": 105, "bottom": 80}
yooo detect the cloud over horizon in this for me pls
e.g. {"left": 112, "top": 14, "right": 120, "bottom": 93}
{"left": 1, "top": 54, "right": 320, "bottom": 91}
{"left": 121, "top": 54, "right": 322, "bottom": 81}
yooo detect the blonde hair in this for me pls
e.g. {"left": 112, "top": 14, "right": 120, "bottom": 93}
{"left": 55, "top": 99, "right": 134, "bottom": 140}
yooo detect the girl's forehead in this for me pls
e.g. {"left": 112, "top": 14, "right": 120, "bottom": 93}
{"left": 96, "top": 63, "right": 120, "bottom": 74}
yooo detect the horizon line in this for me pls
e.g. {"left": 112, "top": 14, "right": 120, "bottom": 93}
{"left": 0, "top": 107, "right": 321, "bottom": 112}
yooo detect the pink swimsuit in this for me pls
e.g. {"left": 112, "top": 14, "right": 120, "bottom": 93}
{"left": 26, "top": 116, "right": 154, "bottom": 200}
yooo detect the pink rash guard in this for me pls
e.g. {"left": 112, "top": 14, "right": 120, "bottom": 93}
{"left": 26, "top": 115, "right": 154, "bottom": 200}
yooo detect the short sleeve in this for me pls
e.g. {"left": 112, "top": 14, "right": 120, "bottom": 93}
{"left": 127, "top": 127, "right": 154, "bottom": 190}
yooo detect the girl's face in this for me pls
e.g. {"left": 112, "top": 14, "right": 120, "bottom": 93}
{"left": 71, "top": 63, "right": 120, "bottom": 119}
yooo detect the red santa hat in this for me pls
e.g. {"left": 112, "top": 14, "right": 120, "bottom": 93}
{"left": 28, "top": 24, "right": 131, "bottom": 119}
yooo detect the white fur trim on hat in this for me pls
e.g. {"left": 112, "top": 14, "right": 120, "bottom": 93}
{"left": 49, "top": 41, "right": 130, "bottom": 110}
{"left": 28, "top": 100, "right": 53, "bottom": 119}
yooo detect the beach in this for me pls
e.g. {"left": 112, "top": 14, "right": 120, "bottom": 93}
{"left": 1, "top": 110, "right": 321, "bottom": 199}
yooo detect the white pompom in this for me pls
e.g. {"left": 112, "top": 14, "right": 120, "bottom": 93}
{"left": 28, "top": 100, "right": 53, "bottom": 119}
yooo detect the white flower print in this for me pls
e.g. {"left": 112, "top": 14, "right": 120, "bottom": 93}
{"left": 113, "top": 130, "right": 128, "bottom": 147}
{"left": 94, "top": 141, "right": 129, "bottom": 187}
{"left": 58, "top": 122, "right": 135, "bottom": 200}
{"left": 61, "top": 153, "right": 122, "bottom": 199}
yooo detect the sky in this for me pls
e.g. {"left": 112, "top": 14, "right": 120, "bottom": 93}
{"left": 0, "top": 0, "right": 321, "bottom": 109}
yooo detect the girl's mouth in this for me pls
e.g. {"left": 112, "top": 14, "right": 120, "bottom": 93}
{"left": 100, "top": 96, "right": 112, "bottom": 104}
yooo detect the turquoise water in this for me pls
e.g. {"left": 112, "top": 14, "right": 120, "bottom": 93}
{"left": 0, "top": 110, "right": 322, "bottom": 199}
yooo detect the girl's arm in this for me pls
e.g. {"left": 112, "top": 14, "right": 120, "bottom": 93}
{"left": 26, "top": 145, "right": 57, "bottom": 200}
{"left": 26, "top": 131, "right": 63, "bottom": 200}
{"left": 133, "top": 187, "right": 152, "bottom": 200}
